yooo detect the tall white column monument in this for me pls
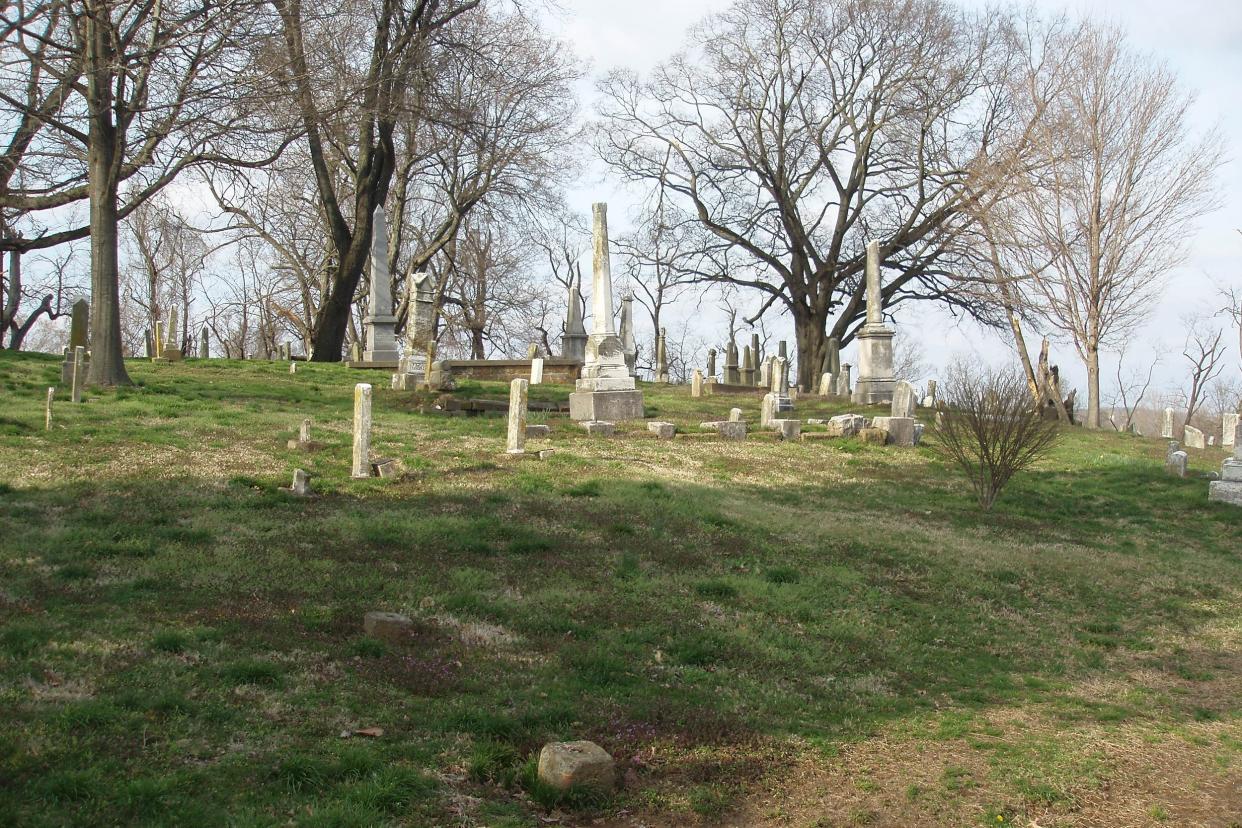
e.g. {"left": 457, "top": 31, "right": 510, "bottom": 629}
{"left": 568, "top": 203, "right": 645, "bottom": 421}
{"left": 851, "top": 240, "right": 896, "bottom": 405}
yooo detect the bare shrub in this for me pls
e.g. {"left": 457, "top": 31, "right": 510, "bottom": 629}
{"left": 932, "top": 363, "right": 1061, "bottom": 511}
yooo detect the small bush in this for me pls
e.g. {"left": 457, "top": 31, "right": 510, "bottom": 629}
{"left": 931, "top": 364, "right": 1060, "bottom": 511}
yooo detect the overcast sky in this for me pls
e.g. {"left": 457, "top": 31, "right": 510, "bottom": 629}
{"left": 548, "top": 0, "right": 1242, "bottom": 403}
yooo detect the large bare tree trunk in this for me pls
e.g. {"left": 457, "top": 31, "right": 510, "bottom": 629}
{"left": 1084, "top": 343, "right": 1101, "bottom": 429}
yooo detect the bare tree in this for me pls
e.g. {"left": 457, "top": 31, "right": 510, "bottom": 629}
{"left": 1107, "top": 347, "right": 1158, "bottom": 432}
{"left": 1182, "top": 320, "right": 1226, "bottom": 435}
{"left": 0, "top": 0, "right": 283, "bottom": 384}
{"left": 121, "top": 195, "right": 209, "bottom": 355}
{"left": 995, "top": 25, "right": 1223, "bottom": 429}
{"left": 932, "top": 362, "right": 1061, "bottom": 511}
{"left": 596, "top": 0, "right": 1035, "bottom": 390}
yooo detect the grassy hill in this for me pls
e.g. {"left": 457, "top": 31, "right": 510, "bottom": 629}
{"left": 1, "top": 351, "right": 1239, "bottom": 827}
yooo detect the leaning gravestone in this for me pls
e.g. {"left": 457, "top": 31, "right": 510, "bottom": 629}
{"left": 1223, "top": 413, "right": 1239, "bottom": 450}
{"left": 506, "top": 378, "right": 528, "bottom": 454}
{"left": 891, "top": 381, "right": 917, "bottom": 418}
{"left": 1184, "top": 425, "right": 1206, "bottom": 450}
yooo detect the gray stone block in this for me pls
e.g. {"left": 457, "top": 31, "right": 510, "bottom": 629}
{"left": 569, "top": 390, "right": 644, "bottom": 422}
{"left": 647, "top": 421, "right": 676, "bottom": 439}
{"left": 1221, "top": 460, "right": 1242, "bottom": 482}
{"left": 871, "top": 416, "right": 916, "bottom": 447}
{"left": 525, "top": 424, "right": 551, "bottom": 438}
{"left": 364, "top": 611, "right": 412, "bottom": 641}
{"left": 770, "top": 418, "right": 801, "bottom": 440}
{"left": 1208, "top": 480, "right": 1242, "bottom": 507}
{"left": 581, "top": 420, "right": 616, "bottom": 436}
{"left": 717, "top": 421, "right": 746, "bottom": 440}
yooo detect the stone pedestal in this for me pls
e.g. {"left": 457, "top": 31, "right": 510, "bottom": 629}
{"left": 569, "top": 389, "right": 644, "bottom": 422}
{"left": 362, "top": 314, "right": 399, "bottom": 362}
{"left": 852, "top": 325, "right": 895, "bottom": 404}
{"left": 562, "top": 333, "right": 587, "bottom": 363}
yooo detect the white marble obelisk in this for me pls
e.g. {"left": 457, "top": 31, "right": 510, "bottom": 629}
{"left": 852, "top": 241, "right": 896, "bottom": 404}
{"left": 568, "top": 203, "right": 644, "bottom": 421}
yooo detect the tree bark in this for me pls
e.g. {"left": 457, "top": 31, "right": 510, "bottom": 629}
{"left": 1084, "top": 343, "right": 1101, "bottom": 429}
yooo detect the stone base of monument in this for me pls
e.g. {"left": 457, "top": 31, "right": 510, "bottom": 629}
{"left": 152, "top": 349, "right": 183, "bottom": 364}
{"left": 871, "top": 415, "right": 917, "bottom": 447}
{"left": 569, "top": 390, "right": 644, "bottom": 422}
{"left": 1208, "top": 480, "right": 1242, "bottom": 507}
{"left": 61, "top": 357, "right": 88, "bottom": 385}
{"left": 347, "top": 359, "right": 400, "bottom": 370}
{"left": 852, "top": 378, "right": 895, "bottom": 405}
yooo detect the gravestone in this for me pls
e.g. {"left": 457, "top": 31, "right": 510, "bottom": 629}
{"left": 71, "top": 346, "right": 86, "bottom": 404}
{"left": 394, "top": 269, "right": 435, "bottom": 387}
{"left": 562, "top": 275, "right": 588, "bottom": 363}
{"left": 153, "top": 320, "right": 165, "bottom": 359}
{"left": 568, "top": 204, "right": 644, "bottom": 422}
{"left": 1208, "top": 423, "right": 1242, "bottom": 506}
{"left": 1161, "top": 408, "right": 1174, "bottom": 439}
{"left": 581, "top": 420, "right": 616, "bottom": 436}
{"left": 526, "top": 424, "right": 551, "bottom": 438}
{"left": 537, "top": 741, "right": 615, "bottom": 794}
{"left": 761, "top": 393, "right": 777, "bottom": 428}
{"left": 61, "top": 299, "right": 89, "bottom": 384}
{"left": 759, "top": 356, "right": 772, "bottom": 391}
{"left": 772, "top": 357, "right": 793, "bottom": 412}
{"left": 706, "top": 349, "right": 717, "bottom": 380}
{"left": 291, "top": 469, "right": 312, "bottom": 497}
{"left": 144, "top": 328, "right": 154, "bottom": 359}
{"left": 1223, "top": 413, "right": 1239, "bottom": 449}
{"left": 647, "top": 421, "right": 676, "bottom": 439}
{"left": 361, "top": 207, "right": 399, "bottom": 363}
{"left": 364, "top": 611, "right": 413, "bottom": 641}
{"left": 871, "top": 415, "right": 916, "bottom": 447}
{"left": 852, "top": 241, "right": 896, "bottom": 404}
{"left": 352, "top": 384, "right": 373, "bottom": 478}
{"left": 837, "top": 364, "right": 852, "bottom": 398}
{"left": 655, "top": 327, "right": 669, "bottom": 383}
{"left": 723, "top": 340, "right": 740, "bottom": 385}
{"left": 825, "top": 414, "right": 865, "bottom": 437}
{"left": 1184, "top": 425, "right": 1205, "bottom": 450}
{"left": 199, "top": 326, "right": 210, "bottom": 359}
{"left": 507, "top": 378, "right": 528, "bottom": 454}
{"left": 45, "top": 387, "right": 54, "bottom": 430}
{"left": 740, "top": 346, "right": 755, "bottom": 387}
{"left": 619, "top": 293, "right": 638, "bottom": 377}
{"left": 729, "top": 407, "right": 743, "bottom": 422}
{"left": 691, "top": 369, "right": 703, "bottom": 398}
{"left": 717, "top": 420, "right": 746, "bottom": 440}
{"left": 1166, "top": 448, "right": 1188, "bottom": 478}
{"left": 530, "top": 358, "right": 545, "bottom": 385}
{"left": 892, "top": 381, "right": 917, "bottom": 418}
{"left": 751, "top": 333, "right": 762, "bottom": 382}
{"left": 771, "top": 418, "right": 801, "bottom": 440}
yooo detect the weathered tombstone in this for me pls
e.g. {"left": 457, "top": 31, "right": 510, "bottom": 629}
{"left": 740, "top": 346, "right": 754, "bottom": 387}
{"left": 647, "top": 421, "right": 676, "bottom": 439}
{"left": 759, "top": 356, "right": 772, "bottom": 390}
{"left": 818, "top": 373, "right": 833, "bottom": 396}
{"left": 691, "top": 369, "right": 703, "bottom": 398}
{"left": 871, "top": 415, "right": 916, "bottom": 447}
{"left": 71, "top": 346, "right": 86, "bottom": 403}
{"left": 723, "top": 340, "right": 740, "bottom": 385}
{"left": 291, "top": 469, "right": 312, "bottom": 496}
{"left": 351, "top": 383, "right": 373, "bottom": 478}
{"left": 706, "top": 349, "right": 717, "bottom": 380}
{"left": 61, "top": 299, "right": 89, "bottom": 383}
{"left": 1166, "top": 450, "right": 1188, "bottom": 478}
{"left": 825, "top": 414, "right": 865, "bottom": 437}
{"left": 1210, "top": 423, "right": 1242, "bottom": 505}
{"left": 771, "top": 418, "right": 801, "bottom": 440}
{"left": 199, "top": 326, "right": 210, "bottom": 359}
{"left": 289, "top": 362, "right": 297, "bottom": 374}
{"left": 823, "top": 336, "right": 840, "bottom": 393}
{"left": 567, "top": 203, "right": 644, "bottom": 422}
{"left": 717, "top": 420, "right": 746, "bottom": 440}
{"left": 761, "top": 393, "right": 777, "bottom": 428}
{"left": 361, "top": 207, "right": 399, "bottom": 363}
{"left": 393, "top": 270, "right": 435, "bottom": 387}
{"left": 655, "top": 328, "right": 669, "bottom": 383}
{"left": 530, "top": 357, "right": 545, "bottom": 386}
{"left": 1223, "top": 413, "right": 1239, "bottom": 449}
{"left": 619, "top": 293, "right": 638, "bottom": 376}
{"left": 777, "top": 340, "right": 787, "bottom": 359}
{"left": 852, "top": 241, "right": 896, "bottom": 404}
{"left": 562, "top": 275, "right": 588, "bottom": 363}
{"left": 837, "top": 364, "right": 852, "bottom": 398}
{"left": 581, "top": 420, "right": 616, "bottom": 436}
{"left": 45, "top": 387, "right": 54, "bottom": 430}
{"left": 1184, "top": 425, "right": 1206, "bottom": 450}
{"left": 1161, "top": 407, "right": 1174, "bottom": 439}
{"left": 728, "top": 407, "right": 744, "bottom": 422}
{"left": 364, "top": 611, "right": 413, "bottom": 640}
{"left": 1209, "top": 436, "right": 1216, "bottom": 447}
{"left": 773, "top": 357, "right": 793, "bottom": 412}
{"left": 526, "top": 424, "right": 551, "bottom": 438}
{"left": 891, "top": 381, "right": 917, "bottom": 418}
{"left": 507, "top": 378, "right": 529, "bottom": 454}
{"left": 300, "top": 418, "right": 312, "bottom": 445}
{"left": 751, "top": 333, "right": 762, "bottom": 379}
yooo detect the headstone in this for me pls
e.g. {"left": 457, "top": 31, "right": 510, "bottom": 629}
{"left": 289, "top": 362, "right": 297, "bottom": 374}
{"left": 61, "top": 299, "right": 89, "bottom": 384}
{"left": 818, "top": 373, "right": 832, "bottom": 396}
{"left": 691, "top": 369, "right": 703, "bottom": 398}
{"left": 362, "top": 207, "right": 399, "bottom": 363}
{"left": 773, "top": 357, "right": 793, "bottom": 412}
{"left": 852, "top": 241, "right": 896, "bottom": 404}
{"left": 740, "top": 346, "right": 755, "bottom": 387}
{"left": 394, "top": 269, "right": 435, "bottom": 385}
{"left": 771, "top": 418, "right": 801, "bottom": 440}
{"left": 723, "top": 340, "right": 740, "bottom": 385}
{"left": 1223, "top": 413, "right": 1239, "bottom": 449}
{"left": 506, "top": 378, "right": 528, "bottom": 454}
{"left": 619, "top": 293, "right": 638, "bottom": 376}
{"left": 717, "top": 420, "right": 746, "bottom": 440}
{"left": 537, "top": 741, "right": 615, "bottom": 794}
{"left": 892, "top": 381, "right": 917, "bottom": 418}
{"left": 71, "top": 346, "right": 85, "bottom": 404}
{"left": 300, "top": 418, "right": 312, "bottom": 444}
{"left": 1161, "top": 407, "right": 1174, "bottom": 439}
{"left": 728, "top": 407, "right": 744, "bottom": 422}
{"left": 837, "top": 364, "right": 852, "bottom": 398}
{"left": 647, "top": 421, "right": 676, "bottom": 439}
{"left": 526, "top": 343, "right": 539, "bottom": 360}
{"left": 562, "top": 275, "right": 588, "bottom": 363}
{"left": 823, "top": 337, "right": 840, "bottom": 394}
{"left": 45, "top": 387, "right": 54, "bottom": 430}
{"left": 707, "top": 349, "right": 717, "bottom": 380}
{"left": 759, "top": 356, "right": 771, "bottom": 390}
{"left": 1184, "top": 425, "right": 1205, "bottom": 450}
{"left": 526, "top": 424, "right": 551, "bottom": 438}
{"left": 153, "top": 320, "right": 165, "bottom": 359}
{"left": 1166, "top": 449, "right": 1188, "bottom": 478}
{"left": 777, "top": 340, "right": 787, "bottom": 359}
{"left": 530, "top": 358, "right": 545, "bottom": 385}
{"left": 751, "top": 333, "right": 762, "bottom": 381}
{"left": 1209, "top": 436, "right": 1216, "bottom": 447}
{"left": 568, "top": 204, "right": 644, "bottom": 422}
{"left": 199, "top": 326, "right": 209, "bottom": 359}
{"left": 871, "top": 415, "right": 916, "bottom": 447}
{"left": 291, "top": 468, "right": 311, "bottom": 496}
{"left": 164, "top": 307, "right": 179, "bottom": 353}
{"left": 655, "top": 327, "right": 669, "bottom": 383}
{"left": 761, "top": 393, "right": 777, "bottom": 428}
{"left": 581, "top": 420, "right": 616, "bottom": 436}
{"left": 913, "top": 422, "right": 925, "bottom": 446}
{"left": 352, "top": 383, "right": 373, "bottom": 478}
{"left": 825, "top": 414, "right": 865, "bottom": 437}
{"left": 859, "top": 426, "right": 888, "bottom": 445}
{"left": 1208, "top": 423, "right": 1242, "bottom": 506}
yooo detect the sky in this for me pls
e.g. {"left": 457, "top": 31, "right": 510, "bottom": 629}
{"left": 546, "top": 0, "right": 1242, "bottom": 405}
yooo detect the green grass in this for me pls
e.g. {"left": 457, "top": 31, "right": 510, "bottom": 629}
{"left": 1, "top": 350, "right": 1240, "bottom": 826}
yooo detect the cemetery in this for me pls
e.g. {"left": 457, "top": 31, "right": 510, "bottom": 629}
{"left": 2, "top": 0, "right": 1242, "bottom": 825}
